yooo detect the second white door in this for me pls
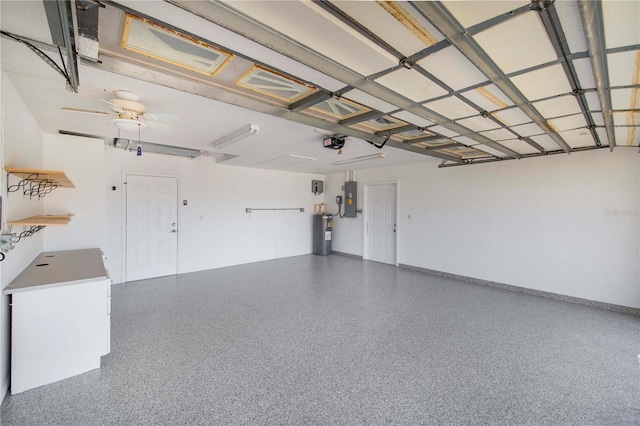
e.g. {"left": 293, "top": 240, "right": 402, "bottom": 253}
{"left": 126, "top": 175, "right": 178, "bottom": 281}
{"left": 366, "top": 183, "right": 397, "bottom": 265}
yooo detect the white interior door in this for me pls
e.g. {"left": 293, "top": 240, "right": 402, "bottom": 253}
{"left": 366, "top": 183, "right": 397, "bottom": 265}
{"left": 126, "top": 175, "right": 178, "bottom": 281}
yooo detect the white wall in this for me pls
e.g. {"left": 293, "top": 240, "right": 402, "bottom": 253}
{"left": 0, "top": 76, "right": 45, "bottom": 400}
{"left": 105, "top": 147, "right": 324, "bottom": 283}
{"left": 43, "top": 134, "right": 105, "bottom": 252}
{"left": 325, "top": 149, "right": 639, "bottom": 309}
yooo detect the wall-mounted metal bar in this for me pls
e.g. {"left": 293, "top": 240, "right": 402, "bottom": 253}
{"left": 578, "top": 0, "right": 616, "bottom": 151}
{"left": 245, "top": 208, "right": 304, "bottom": 213}
{"left": 539, "top": 3, "right": 600, "bottom": 147}
{"left": 411, "top": 1, "right": 572, "bottom": 154}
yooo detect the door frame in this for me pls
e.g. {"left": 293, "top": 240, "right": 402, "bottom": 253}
{"left": 362, "top": 180, "right": 399, "bottom": 266}
{"left": 121, "top": 171, "right": 180, "bottom": 283}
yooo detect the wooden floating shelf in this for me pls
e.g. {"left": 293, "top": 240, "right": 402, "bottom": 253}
{"left": 5, "top": 167, "right": 75, "bottom": 188}
{"left": 8, "top": 215, "right": 74, "bottom": 227}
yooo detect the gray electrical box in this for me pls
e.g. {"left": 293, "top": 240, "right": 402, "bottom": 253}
{"left": 311, "top": 180, "right": 323, "bottom": 194}
{"left": 344, "top": 181, "right": 357, "bottom": 218}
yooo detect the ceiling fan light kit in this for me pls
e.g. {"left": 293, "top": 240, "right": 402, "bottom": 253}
{"left": 111, "top": 117, "right": 148, "bottom": 132}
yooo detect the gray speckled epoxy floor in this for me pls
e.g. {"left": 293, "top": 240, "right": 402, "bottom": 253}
{"left": 2, "top": 255, "right": 639, "bottom": 425}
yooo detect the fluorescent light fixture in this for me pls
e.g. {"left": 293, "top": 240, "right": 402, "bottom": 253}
{"left": 254, "top": 154, "right": 317, "bottom": 167}
{"left": 211, "top": 124, "right": 259, "bottom": 149}
{"left": 333, "top": 153, "right": 386, "bottom": 166}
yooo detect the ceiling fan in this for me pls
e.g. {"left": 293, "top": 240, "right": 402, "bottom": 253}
{"left": 62, "top": 90, "right": 178, "bottom": 132}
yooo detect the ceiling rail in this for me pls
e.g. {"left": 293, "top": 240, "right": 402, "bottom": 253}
{"left": 578, "top": 0, "right": 616, "bottom": 151}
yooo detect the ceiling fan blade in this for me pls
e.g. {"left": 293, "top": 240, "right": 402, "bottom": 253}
{"left": 99, "top": 98, "right": 124, "bottom": 113}
{"left": 62, "top": 107, "right": 112, "bottom": 116}
{"left": 142, "top": 112, "right": 179, "bottom": 123}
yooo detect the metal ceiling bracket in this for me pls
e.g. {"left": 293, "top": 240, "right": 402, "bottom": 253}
{"left": 0, "top": 30, "right": 73, "bottom": 84}
{"left": 578, "top": 0, "right": 616, "bottom": 151}
{"left": 411, "top": 1, "right": 572, "bottom": 154}
{"left": 399, "top": 58, "right": 414, "bottom": 70}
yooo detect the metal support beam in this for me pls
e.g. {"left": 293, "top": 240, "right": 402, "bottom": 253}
{"left": 425, "top": 141, "right": 465, "bottom": 150}
{"left": 165, "top": 0, "right": 521, "bottom": 159}
{"left": 411, "top": 1, "right": 572, "bottom": 153}
{"left": 288, "top": 90, "right": 332, "bottom": 112}
{"left": 521, "top": 137, "right": 546, "bottom": 153}
{"left": 312, "top": 1, "right": 404, "bottom": 60}
{"left": 402, "top": 39, "right": 450, "bottom": 66}
{"left": 375, "top": 124, "right": 417, "bottom": 136}
{"left": 0, "top": 30, "right": 72, "bottom": 83}
{"left": 313, "top": 1, "right": 523, "bottom": 159}
{"left": 86, "top": 55, "right": 464, "bottom": 164}
{"left": 466, "top": 2, "right": 540, "bottom": 36}
{"left": 438, "top": 144, "right": 611, "bottom": 168}
{"left": 406, "top": 136, "right": 447, "bottom": 145}
{"left": 43, "top": 0, "right": 79, "bottom": 92}
{"left": 578, "top": 0, "right": 616, "bottom": 151}
{"left": 539, "top": 3, "right": 601, "bottom": 147}
{"left": 338, "top": 110, "right": 385, "bottom": 126}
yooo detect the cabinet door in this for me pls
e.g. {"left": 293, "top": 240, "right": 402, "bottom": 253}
{"left": 11, "top": 281, "right": 106, "bottom": 394}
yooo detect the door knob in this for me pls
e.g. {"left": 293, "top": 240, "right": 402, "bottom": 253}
{"left": 170, "top": 230, "right": 177, "bottom": 233}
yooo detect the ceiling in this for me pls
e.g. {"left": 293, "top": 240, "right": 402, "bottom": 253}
{"left": 0, "top": 0, "right": 638, "bottom": 174}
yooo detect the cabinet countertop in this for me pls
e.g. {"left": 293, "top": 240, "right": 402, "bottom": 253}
{"left": 3, "top": 248, "right": 107, "bottom": 295}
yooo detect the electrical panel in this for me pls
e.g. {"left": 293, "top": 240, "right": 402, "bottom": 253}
{"left": 344, "top": 181, "right": 357, "bottom": 218}
{"left": 311, "top": 180, "right": 323, "bottom": 195}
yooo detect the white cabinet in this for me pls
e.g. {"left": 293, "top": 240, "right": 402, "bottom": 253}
{"left": 3, "top": 249, "right": 111, "bottom": 394}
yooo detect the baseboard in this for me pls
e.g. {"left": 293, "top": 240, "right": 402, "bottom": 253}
{"left": 331, "top": 251, "right": 363, "bottom": 260}
{"left": 398, "top": 263, "right": 640, "bottom": 316}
